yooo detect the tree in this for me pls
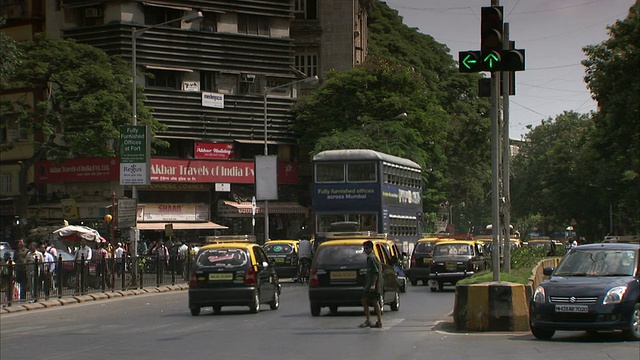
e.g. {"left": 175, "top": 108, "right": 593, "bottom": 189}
{"left": 0, "top": 33, "right": 167, "bottom": 224}
{"left": 0, "top": 18, "right": 20, "bottom": 89}
{"left": 582, "top": 2, "right": 640, "bottom": 235}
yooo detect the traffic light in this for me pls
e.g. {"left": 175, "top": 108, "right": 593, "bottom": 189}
{"left": 459, "top": 51, "right": 482, "bottom": 73}
{"left": 501, "top": 49, "right": 525, "bottom": 71}
{"left": 481, "top": 6, "right": 503, "bottom": 53}
{"left": 481, "top": 6, "right": 503, "bottom": 72}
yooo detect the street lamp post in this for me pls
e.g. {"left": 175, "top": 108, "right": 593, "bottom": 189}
{"left": 262, "top": 75, "right": 318, "bottom": 243}
{"left": 129, "top": 11, "right": 202, "bottom": 282}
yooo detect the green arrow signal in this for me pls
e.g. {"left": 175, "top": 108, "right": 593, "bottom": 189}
{"left": 484, "top": 53, "right": 500, "bottom": 69}
{"left": 462, "top": 54, "right": 478, "bottom": 70}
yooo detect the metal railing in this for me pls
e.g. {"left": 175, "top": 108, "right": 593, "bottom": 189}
{"left": 1, "top": 253, "right": 192, "bottom": 307}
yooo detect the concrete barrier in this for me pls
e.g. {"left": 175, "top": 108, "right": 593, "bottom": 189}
{"left": 454, "top": 282, "right": 529, "bottom": 331}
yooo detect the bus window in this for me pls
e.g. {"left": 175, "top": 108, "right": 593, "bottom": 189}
{"left": 316, "top": 163, "right": 345, "bottom": 182}
{"left": 347, "top": 162, "right": 376, "bottom": 182}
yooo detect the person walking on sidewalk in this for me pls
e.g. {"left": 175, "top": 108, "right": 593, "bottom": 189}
{"left": 359, "top": 240, "right": 383, "bottom": 328}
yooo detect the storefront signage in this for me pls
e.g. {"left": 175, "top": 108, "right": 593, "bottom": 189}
{"left": 194, "top": 142, "right": 234, "bottom": 160}
{"left": 35, "top": 158, "right": 119, "bottom": 183}
{"left": 149, "top": 159, "right": 298, "bottom": 184}
{"left": 202, "top": 92, "right": 224, "bottom": 108}
{"left": 137, "top": 203, "right": 209, "bottom": 222}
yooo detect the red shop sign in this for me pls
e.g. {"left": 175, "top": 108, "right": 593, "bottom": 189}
{"left": 194, "top": 142, "right": 234, "bottom": 160}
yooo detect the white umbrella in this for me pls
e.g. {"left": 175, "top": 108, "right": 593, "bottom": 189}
{"left": 53, "top": 225, "right": 102, "bottom": 242}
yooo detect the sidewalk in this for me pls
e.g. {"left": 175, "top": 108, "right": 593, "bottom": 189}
{"left": 0, "top": 283, "right": 189, "bottom": 315}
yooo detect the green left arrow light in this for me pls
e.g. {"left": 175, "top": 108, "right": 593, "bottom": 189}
{"left": 458, "top": 51, "right": 482, "bottom": 73}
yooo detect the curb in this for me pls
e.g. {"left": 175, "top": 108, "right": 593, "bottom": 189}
{"left": 0, "top": 284, "right": 188, "bottom": 315}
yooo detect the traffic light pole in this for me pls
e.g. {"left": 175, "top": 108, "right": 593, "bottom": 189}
{"left": 491, "top": 69, "right": 501, "bottom": 282}
{"left": 502, "top": 23, "right": 512, "bottom": 274}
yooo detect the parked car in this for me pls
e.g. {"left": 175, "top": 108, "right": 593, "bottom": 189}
{"left": 428, "top": 240, "right": 488, "bottom": 292}
{"left": 407, "top": 237, "right": 453, "bottom": 286}
{"left": 263, "top": 240, "right": 299, "bottom": 279}
{"left": 308, "top": 237, "right": 401, "bottom": 316}
{"left": 530, "top": 243, "right": 640, "bottom": 341}
{"left": 188, "top": 241, "right": 280, "bottom": 316}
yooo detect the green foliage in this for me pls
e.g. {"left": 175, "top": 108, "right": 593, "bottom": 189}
{"left": 459, "top": 246, "right": 555, "bottom": 285}
{"left": 0, "top": 18, "right": 20, "bottom": 89}
{"left": 582, "top": 2, "right": 640, "bottom": 235}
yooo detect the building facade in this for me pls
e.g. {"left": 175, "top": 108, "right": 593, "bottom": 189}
{"left": 0, "top": 0, "right": 368, "bottom": 244}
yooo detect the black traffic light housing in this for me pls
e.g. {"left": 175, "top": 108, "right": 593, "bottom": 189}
{"left": 481, "top": 6, "right": 503, "bottom": 54}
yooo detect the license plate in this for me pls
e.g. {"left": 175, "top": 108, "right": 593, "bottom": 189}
{"left": 330, "top": 271, "right": 356, "bottom": 280}
{"left": 445, "top": 262, "right": 457, "bottom": 271}
{"left": 209, "top": 273, "right": 233, "bottom": 281}
{"left": 423, "top": 258, "right": 430, "bottom": 263}
{"left": 275, "top": 258, "right": 285, "bottom": 263}
{"left": 555, "top": 304, "right": 588, "bottom": 313}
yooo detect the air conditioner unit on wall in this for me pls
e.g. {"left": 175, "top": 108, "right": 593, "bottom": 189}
{"left": 240, "top": 74, "right": 256, "bottom": 83}
{"left": 84, "top": 7, "right": 103, "bottom": 18}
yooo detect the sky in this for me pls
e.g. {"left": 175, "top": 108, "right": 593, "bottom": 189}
{"left": 384, "top": 0, "right": 635, "bottom": 139}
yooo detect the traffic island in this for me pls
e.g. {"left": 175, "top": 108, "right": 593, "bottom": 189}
{"left": 454, "top": 282, "right": 530, "bottom": 331}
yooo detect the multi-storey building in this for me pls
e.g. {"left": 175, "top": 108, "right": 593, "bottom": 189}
{"left": 0, "top": 0, "right": 368, "bottom": 244}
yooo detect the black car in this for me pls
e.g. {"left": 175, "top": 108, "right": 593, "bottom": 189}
{"left": 263, "top": 240, "right": 299, "bottom": 279}
{"left": 530, "top": 243, "right": 640, "bottom": 341}
{"left": 428, "top": 240, "right": 488, "bottom": 292}
{"left": 308, "top": 238, "right": 400, "bottom": 316}
{"left": 188, "top": 242, "right": 280, "bottom": 316}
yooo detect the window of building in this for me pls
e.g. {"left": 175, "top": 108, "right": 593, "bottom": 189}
{"left": 0, "top": 173, "right": 11, "bottom": 193}
{"left": 201, "top": 12, "right": 218, "bottom": 32}
{"left": 144, "top": 6, "right": 182, "bottom": 27}
{"left": 295, "top": 54, "right": 318, "bottom": 77}
{"left": 200, "top": 71, "right": 217, "bottom": 92}
{"left": 146, "top": 69, "right": 179, "bottom": 89}
{"left": 294, "top": 0, "right": 318, "bottom": 20}
{"left": 0, "top": 115, "right": 28, "bottom": 143}
{"left": 238, "top": 14, "right": 270, "bottom": 36}
{"left": 77, "top": 6, "right": 104, "bottom": 27}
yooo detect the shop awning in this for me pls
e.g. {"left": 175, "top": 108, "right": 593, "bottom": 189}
{"left": 218, "top": 201, "right": 308, "bottom": 217}
{"left": 136, "top": 222, "right": 228, "bottom": 230}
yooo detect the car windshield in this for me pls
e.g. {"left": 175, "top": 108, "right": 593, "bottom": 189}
{"left": 264, "top": 244, "right": 294, "bottom": 254}
{"left": 415, "top": 242, "right": 435, "bottom": 255}
{"left": 554, "top": 249, "right": 637, "bottom": 277}
{"left": 196, "top": 248, "right": 249, "bottom": 268}
{"left": 314, "top": 245, "right": 366, "bottom": 267}
{"left": 434, "top": 243, "right": 473, "bottom": 256}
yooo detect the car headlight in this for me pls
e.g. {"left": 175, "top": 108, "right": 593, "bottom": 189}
{"left": 603, "top": 286, "right": 628, "bottom": 304}
{"left": 533, "top": 285, "right": 546, "bottom": 303}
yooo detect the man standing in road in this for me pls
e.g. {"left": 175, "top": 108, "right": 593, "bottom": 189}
{"left": 359, "top": 240, "right": 382, "bottom": 328}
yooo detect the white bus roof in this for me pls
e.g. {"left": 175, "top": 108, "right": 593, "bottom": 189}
{"left": 312, "top": 149, "right": 421, "bottom": 169}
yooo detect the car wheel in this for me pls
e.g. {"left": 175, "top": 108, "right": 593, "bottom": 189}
{"left": 390, "top": 290, "right": 400, "bottom": 311}
{"left": 430, "top": 286, "right": 438, "bottom": 292}
{"left": 66, "top": 274, "right": 77, "bottom": 288}
{"left": 190, "top": 307, "right": 200, "bottom": 316}
{"left": 212, "top": 306, "right": 222, "bottom": 314}
{"left": 622, "top": 302, "right": 640, "bottom": 341}
{"left": 530, "top": 325, "right": 555, "bottom": 340}
{"left": 249, "top": 291, "right": 260, "bottom": 313}
{"left": 310, "top": 303, "right": 321, "bottom": 317}
{"left": 269, "top": 289, "right": 280, "bottom": 310}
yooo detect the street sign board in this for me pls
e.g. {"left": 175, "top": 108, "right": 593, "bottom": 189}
{"left": 119, "top": 125, "right": 150, "bottom": 185}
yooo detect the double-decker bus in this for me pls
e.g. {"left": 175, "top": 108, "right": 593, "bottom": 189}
{"left": 311, "top": 149, "right": 423, "bottom": 249}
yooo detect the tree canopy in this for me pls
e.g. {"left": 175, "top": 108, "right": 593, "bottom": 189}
{"left": 0, "top": 33, "right": 166, "bottom": 223}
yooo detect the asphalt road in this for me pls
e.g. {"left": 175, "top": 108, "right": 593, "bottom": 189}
{"left": 1, "top": 283, "right": 638, "bottom": 360}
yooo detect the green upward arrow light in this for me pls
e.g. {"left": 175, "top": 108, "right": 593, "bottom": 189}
{"left": 462, "top": 54, "right": 477, "bottom": 70}
{"left": 484, "top": 53, "right": 500, "bottom": 69}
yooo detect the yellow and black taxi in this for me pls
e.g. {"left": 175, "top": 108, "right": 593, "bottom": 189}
{"left": 308, "top": 234, "right": 401, "bottom": 316}
{"left": 407, "top": 237, "right": 453, "bottom": 286}
{"left": 428, "top": 239, "right": 488, "bottom": 292}
{"left": 188, "top": 241, "right": 280, "bottom": 316}
{"left": 379, "top": 238, "right": 408, "bottom": 292}
{"left": 263, "top": 239, "right": 299, "bottom": 279}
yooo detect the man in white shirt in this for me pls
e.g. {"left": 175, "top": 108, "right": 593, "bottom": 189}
{"left": 74, "top": 239, "right": 93, "bottom": 264}
{"left": 114, "top": 243, "right": 125, "bottom": 277}
{"left": 39, "top": 243, "right": 56, "bottom": 292}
